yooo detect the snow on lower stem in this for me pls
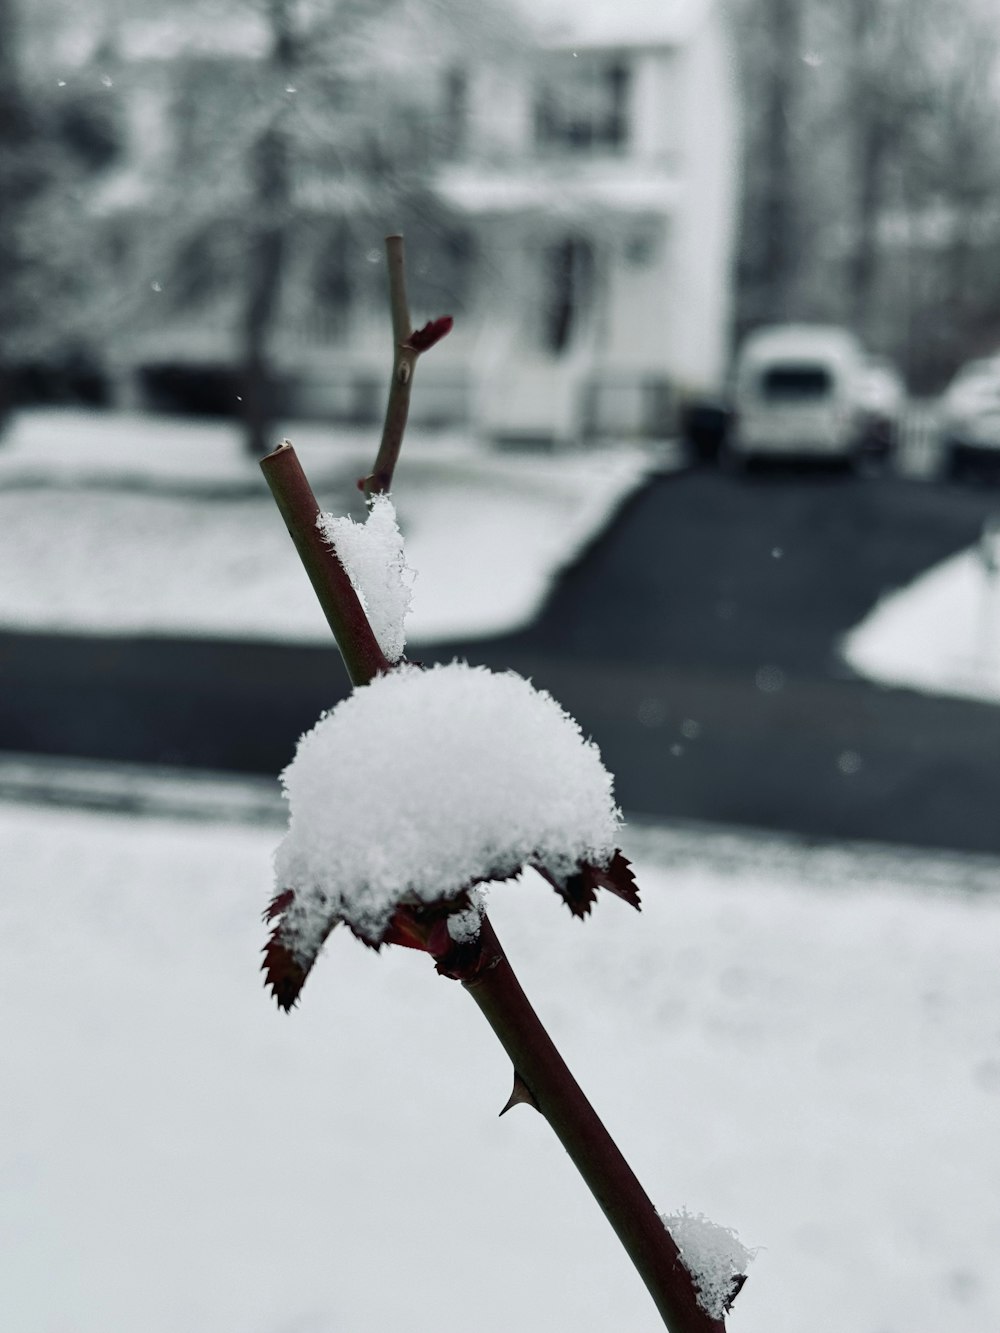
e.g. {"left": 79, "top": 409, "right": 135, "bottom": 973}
{"left": 660, "top": 1210, "right": 755, "bottom": 1321}
{"left": 461, "top": 918, "right": 733, "bottom": 1333}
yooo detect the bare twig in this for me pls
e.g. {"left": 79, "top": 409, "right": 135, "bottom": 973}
{"left": 386, "top": 231, "right": 411, "bottom": 346}
{"left": 362, "top": 233, "right": 452, "bottom": 497}
{"left": 260, "top": 441, "right": 390, "bottom": 686}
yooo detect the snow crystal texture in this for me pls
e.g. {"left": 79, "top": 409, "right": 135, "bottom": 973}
{"left": 274, "top": 661, "right": 622, "bottom": 946}
{"left": 318, "top": 495, "right": 412, "bottom": 662}
{"left": 660, "top": 1209, "right": 754, "bottom": 1320}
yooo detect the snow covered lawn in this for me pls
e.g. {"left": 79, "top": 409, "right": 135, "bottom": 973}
{"left": 2, "top": 784, "right": 999, "bottom": 1333}
{"left": 0, "top": 409, "right": 666, "bottom": 643}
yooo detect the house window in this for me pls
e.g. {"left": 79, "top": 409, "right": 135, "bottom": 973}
{"left": 542, "top": 237, "right": 595, "bottom": 353}
{"left": 534, "top": 56, "right": 630, "bottom": 153}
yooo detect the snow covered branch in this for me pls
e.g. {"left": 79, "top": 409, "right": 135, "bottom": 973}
{"left": 256, "top": 235, "right": 749, "bottom": 1333}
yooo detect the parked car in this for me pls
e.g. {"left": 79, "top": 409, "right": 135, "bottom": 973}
{"left": 938, "top": 355, "right": 1000, "bottom": 480}
{"left": 726, "top": 324, "right": 884, "bottom": 469}
{"left": 856, "top": 356, "right": 907, "bottom": 455}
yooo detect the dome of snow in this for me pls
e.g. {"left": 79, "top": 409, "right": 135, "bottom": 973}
{"left": 273, "top": 661, "right": 622, "bottom": 950}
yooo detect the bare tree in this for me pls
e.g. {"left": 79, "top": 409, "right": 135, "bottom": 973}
{"left": 37, "top": 0, "right": 519, "bottom": 452}
{"left": 845, "top": 0, "right": 897, "bottom": 328}
{"left": 0, "top": 0, "right": 50, "bottom": 428}
{"left": 240, "top": 0, "right": 297, "bottom": 455}
{"left": 0, "top": 0, "right": 128, "bottom": 427}
{"left": 733, "top": 0, "right": 806, "bottom": 334}
{"left": 731, "top": 0, "right": 1000, "bottom": 385}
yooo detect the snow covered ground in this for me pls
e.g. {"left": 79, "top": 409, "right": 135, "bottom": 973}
{"left": 0, "top": 409, "right": 668, "bottom": 644}
{"left": 7, "top": 405, "right": 1000, "bottom": 709}
{"left": 841, "top": 539, "right": 1000, "bottom": 705}
{"left": 2, "top": 772, "right": 999, "bottom": 1333}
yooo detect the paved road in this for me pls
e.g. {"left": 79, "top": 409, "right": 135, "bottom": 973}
{"left": 465, "top": 464, "right": 1000, "bottom": 853}
{"left": 4, "top": 462, "right": 1000, "bottom": 853}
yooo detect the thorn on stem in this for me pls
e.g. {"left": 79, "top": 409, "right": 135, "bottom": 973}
{"left": 499, "top": 1071, "right": 539, "bottom": 1117}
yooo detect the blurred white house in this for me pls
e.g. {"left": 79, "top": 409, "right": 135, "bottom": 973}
{"left": 56, "top": 0, "right": 740, "bottom": 444}
{"left": 433, "top": 0, "right": 741, "bottom": 444}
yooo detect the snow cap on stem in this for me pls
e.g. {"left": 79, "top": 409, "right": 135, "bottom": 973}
{"left": 659, "top": 1209, "right": 754, "bottom": 1321}
{"left": 263, "top": 661, "right": 638, "bottom": 1009}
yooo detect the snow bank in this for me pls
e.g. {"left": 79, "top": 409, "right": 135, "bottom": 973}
{"left": 0, "top": 410, "right": 660, "bottom": 645}
{"left": 275, "top": 661, "right": 621, "bottom": 950}
{"left": 841, "top": 545, "right": 1000, "bottom": 704}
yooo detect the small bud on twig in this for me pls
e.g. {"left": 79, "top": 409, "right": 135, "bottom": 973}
{"left": 405, "top": 315, "right": 454, "bottom": 353}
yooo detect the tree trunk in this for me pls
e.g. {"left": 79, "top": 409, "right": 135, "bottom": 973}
{"left": 847, "top": 0, "right": 890, "bottom": 333}
{"left": 240, "top": 131, "right": 288, "bottom": 456}
{"left": 0, "top": 0, "right": 27, "bottom": 436}
{"left": 758, "top": 0, "right": 802, "bottom": 320}
{"left": 239, "top": 0, "right": 295, "bottom": 456}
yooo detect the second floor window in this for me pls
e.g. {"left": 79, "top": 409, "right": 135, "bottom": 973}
{"left": 534, "top": 55, "right": 630, "bottom": 153}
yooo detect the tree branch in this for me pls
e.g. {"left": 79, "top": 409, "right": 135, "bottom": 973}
{"left": 259, "top": 440, "right": 390, "bottom": 686}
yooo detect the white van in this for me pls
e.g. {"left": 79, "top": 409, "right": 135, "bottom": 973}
{"left": 727, "top": 324, "right": 871, "bottom": 466}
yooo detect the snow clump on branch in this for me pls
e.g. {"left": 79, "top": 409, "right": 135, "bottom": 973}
{"left": 318, "top": 495, "right": 413, "bottom": 662}
{"left": 659, "top": 1209, "right": 754, "bottom": 1320}
{"left": 263, "top": 661, "right": 638, "bottom": 1009}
